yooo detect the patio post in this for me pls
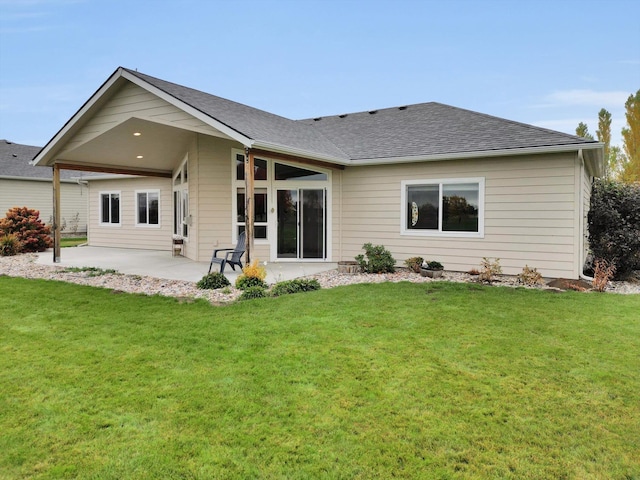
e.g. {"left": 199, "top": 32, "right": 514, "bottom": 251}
{"left": 52, "top": 164, "right": 61, "bottom": 262}
{"left": 244, "top": 147, "right": 254, "bottom": 264}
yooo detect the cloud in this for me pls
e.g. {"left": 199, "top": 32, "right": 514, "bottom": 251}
{"left": 537, "top": 89, "right": 631, "bottom": 108}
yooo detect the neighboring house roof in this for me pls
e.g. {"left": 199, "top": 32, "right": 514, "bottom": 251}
{"left": 32, "top": 67, "right": 604, "bottom": 175}
{"left": 0, "top": 139, "right": 95, "bottom": 181}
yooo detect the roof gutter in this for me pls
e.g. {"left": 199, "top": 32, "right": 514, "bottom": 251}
{"left": 348, "top": 142, "right": 605, "bottom": 167}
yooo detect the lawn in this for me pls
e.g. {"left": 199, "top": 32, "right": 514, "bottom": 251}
{"left": 60, "top": 237, "right": 87, "bottom": 248}
{"left": 1, "top": 277, "right": 639, "bottom": 479}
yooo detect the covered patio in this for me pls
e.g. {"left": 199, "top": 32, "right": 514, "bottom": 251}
{"left": 35, "top": 246, "right": 337, "bottom": 284}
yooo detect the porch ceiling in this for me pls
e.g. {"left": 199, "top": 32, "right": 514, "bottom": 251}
{"left": 57, "top": 118, "right": 199, "bottom": 174}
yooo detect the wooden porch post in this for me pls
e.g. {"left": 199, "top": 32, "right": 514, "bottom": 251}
{"left": 244, "top": 147, "right": 254, "bottom": 264}
{"left": 52, "top": 164, "right": 61, "bottom": 263}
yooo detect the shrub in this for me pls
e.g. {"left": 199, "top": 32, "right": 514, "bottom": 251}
{"left": 0, "top": 233, "right": 22, "bottom": 256}
{"left": 518, "top": 265, "right": 544, "bottom": 286}
{"left": 0, "top": 207, "right": 52, "bottom": 253}
{"left": 271, "top": 279, "right": 321, "bottom": 297}
{"left": 242, "top": 260, "right": 267, "bottom": 281}
{"left": 588, "top": 179, "right": 640, "bottom": 279}
{"left": 239, "top": 286, "right": 267, "bottom": 301}
{"left": 478, "top": 257, "right": 502, "bottom": 283}
{"left": 197, "top": 272, "right": 231, "bottom": 290}
{"left": 355, "top": 243, "right": 396, "bottom": 273}
{"left": 235, "top": 275, "right": 268, "bottom": 290}
{"left": 404, "top": 257, "right": 424, "bottom": 273}
{"left": 235, "top": 259, "right": 268, "bottom": 290}
{"left": 592, "top": 258, "right": 616, "bottom": 292}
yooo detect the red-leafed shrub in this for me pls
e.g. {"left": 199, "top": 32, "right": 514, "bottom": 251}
{"left": 0, "top": 207, "right": 52, "bottom": 253}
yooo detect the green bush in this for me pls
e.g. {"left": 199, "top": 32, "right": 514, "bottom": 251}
{"left": 0, "top": 233, "right": 22, "bottom": 256}
{"left": 235, "top": 275, "right": 268, "bottom": 290}
{"left": 588, "top": 179, "right": 640, "bottom": 279}
{"left": 424, "top": 260, "right": 443, "bottom": 270}
{"left": 238, "top": 286, "right": 267, "bottom": 301}
{"left": 355, "top": 243, "right": 396, "bottom": 273}
{"left": 0, "top": 207, "right": 52, "bottom": 253}
{"left": 271, "top": 279, "right": 321, "bottom": 297}
{"left": 196, "top": 272, "right": 231, "bottom": 290}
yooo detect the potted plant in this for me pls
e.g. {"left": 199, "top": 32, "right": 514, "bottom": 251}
{"left": 420, "top": 260, "right": 444, "bottom": 278}
{"left": 404, "top": 256, "right": 424, "bottom": 273}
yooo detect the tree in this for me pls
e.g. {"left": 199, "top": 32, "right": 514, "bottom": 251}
{"left": 621, "top": 89, "right": 640, "bottom": 183}
{"left": 609, "top": 146, "right": 627, "bottom": 181}
{"left": 576, "top": 122, "right": 594, "bottom": 140}
{"left": 596, "top": 108, "right": 612, "bottom": 179}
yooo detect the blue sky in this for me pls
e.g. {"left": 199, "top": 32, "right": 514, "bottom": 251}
{"left": 1, "top": 0, "right": 638, "bottom": 149}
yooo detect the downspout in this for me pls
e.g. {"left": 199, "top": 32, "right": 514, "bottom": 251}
{"left": 578, "top": 149, "right": 594, "bottom": 282}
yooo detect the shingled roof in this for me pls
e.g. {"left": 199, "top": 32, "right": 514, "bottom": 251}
{"left": 126, "top": 68, "right": 598, "bottom": 163}
{"left": 0, "top": 140, "right": 94, "bottom": 180}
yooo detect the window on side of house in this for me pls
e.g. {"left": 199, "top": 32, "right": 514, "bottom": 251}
{"left": 401, "top": 178, "right": 484, "bottom": 238}
{"left": 136, "top": 190, "right": 160, "bottom": 226}
{"left": 233, "top": 151, "right": 269, "bottom": 241}
{"left": 100, "top": 192, "right": 121, "bottom": 225}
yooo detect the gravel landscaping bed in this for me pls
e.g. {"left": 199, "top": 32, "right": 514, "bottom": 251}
{"left": 1, "top": 253, "right": 638, "bottom": 305}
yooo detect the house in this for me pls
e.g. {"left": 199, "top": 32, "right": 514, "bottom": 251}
{"left": 32, "top": 67, "right": 603, "bottom": 278}
{"left": 1, "top": 140, "right": 90, "bottom": 234}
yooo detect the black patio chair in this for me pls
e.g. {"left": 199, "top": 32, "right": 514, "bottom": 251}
{"left": 208, "top": 231, "right": 246, "bottom": 274}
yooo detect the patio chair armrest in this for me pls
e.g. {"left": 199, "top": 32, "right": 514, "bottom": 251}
{"left": 213, "top": 247, "right": 234, "bottom": 257}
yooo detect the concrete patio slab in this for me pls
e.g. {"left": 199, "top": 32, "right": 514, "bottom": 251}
{"left": 35, "top": 246, "right": 337, "bottom": 284}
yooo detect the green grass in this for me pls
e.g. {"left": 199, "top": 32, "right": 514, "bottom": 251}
{"left": 60, "top": 237, "right": 87, "bottom": 248}
{"left": 1, "top": 277, "right": 639, "bottom": 479}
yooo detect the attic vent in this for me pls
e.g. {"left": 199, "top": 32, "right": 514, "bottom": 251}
{"left": 368, "top": 110, "right": 378, "bottom": 115}
{"left": 339, "top": 114, "right": 347, "bottom": 118}
{"left": 398, "top": 106, "right": 408, "bottom": 110}
{"left": 12, "top": 154, "right": 17, "bottom": 157}
{"left": 5, "top": 140, "right": 12, "bottom": 144}
{"left": 313, "top": 117, "right": 322, "bottom": 121}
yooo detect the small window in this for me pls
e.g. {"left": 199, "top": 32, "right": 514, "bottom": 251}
{"left": 100, "top": 192, "right": 120, "bottom": 225}
{"left": 136, "top": 191, "right": 160, "bottom": 226}
{"left": 236, "top": 154, "right": 267, "bottom": 181}
{"left": 401, "top": 178, "right": 484, "bottom": 237}
{"left": 275, "top": 162, "right": 327, "bottom": 181}
{"left": 237, "top": 188, "right": 268, "bottom": 239}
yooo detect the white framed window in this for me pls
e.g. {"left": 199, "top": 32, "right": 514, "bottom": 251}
{"left": 233, "top": 151, "right": 269, "bottom": 241}
{"left": 99, "top": 191, "right": 121, "bottom": 226}
{"left": 173, "top": 156, "right": 189, "bottom": 238}
{"left": 401, "top": 177, "right": 484, "bottom": 238}
{"left": 136, "top": 190, "right": 160, "bottom": 227}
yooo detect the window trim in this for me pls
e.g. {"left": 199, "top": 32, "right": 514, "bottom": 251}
{"left": 99, "top": 191, "right": 121, "bottom": 226}
{"left": 135, "top": 189, "right": 161, "bottom": 228}
{"left": 400, "top": 177, "right": 485, "bottom": 238}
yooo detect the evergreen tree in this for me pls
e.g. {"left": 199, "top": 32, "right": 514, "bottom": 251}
{"left": 576, "top": 122, "right": 594, "bottom": 140}
{"left": 596, "top": 108, "right": 613, "bottom": 179}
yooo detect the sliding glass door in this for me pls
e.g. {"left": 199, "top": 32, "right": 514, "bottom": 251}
{"left": 277, "top": 188, "right": 326, "bottom": 259}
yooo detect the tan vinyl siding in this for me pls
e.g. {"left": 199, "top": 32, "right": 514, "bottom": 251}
{"left": 194, "top": 135, "right": 236, "bottom": 262}
{"left": 340, "top": 152, "right": 580, "bottom": 278}
{"left": 88, "top": 177, "right": 172, "bottom": 250}
{"left": 62, "top": 83, "right": 222, "bottom": 153}
{"left": 0, "top": 178, "right": 89, "bottom": 233}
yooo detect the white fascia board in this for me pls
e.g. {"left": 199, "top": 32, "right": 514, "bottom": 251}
{"left": 251, "top": 140, "right": 350, "bottom": 165}
{"left": 31, "top": 68, "right": 127, "bottom": 167}
{"left": 349, "top": 142, "right": 605, "bottom": 166}
{"left": 121, "top": 70, "right": 253, "bottom": 148}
